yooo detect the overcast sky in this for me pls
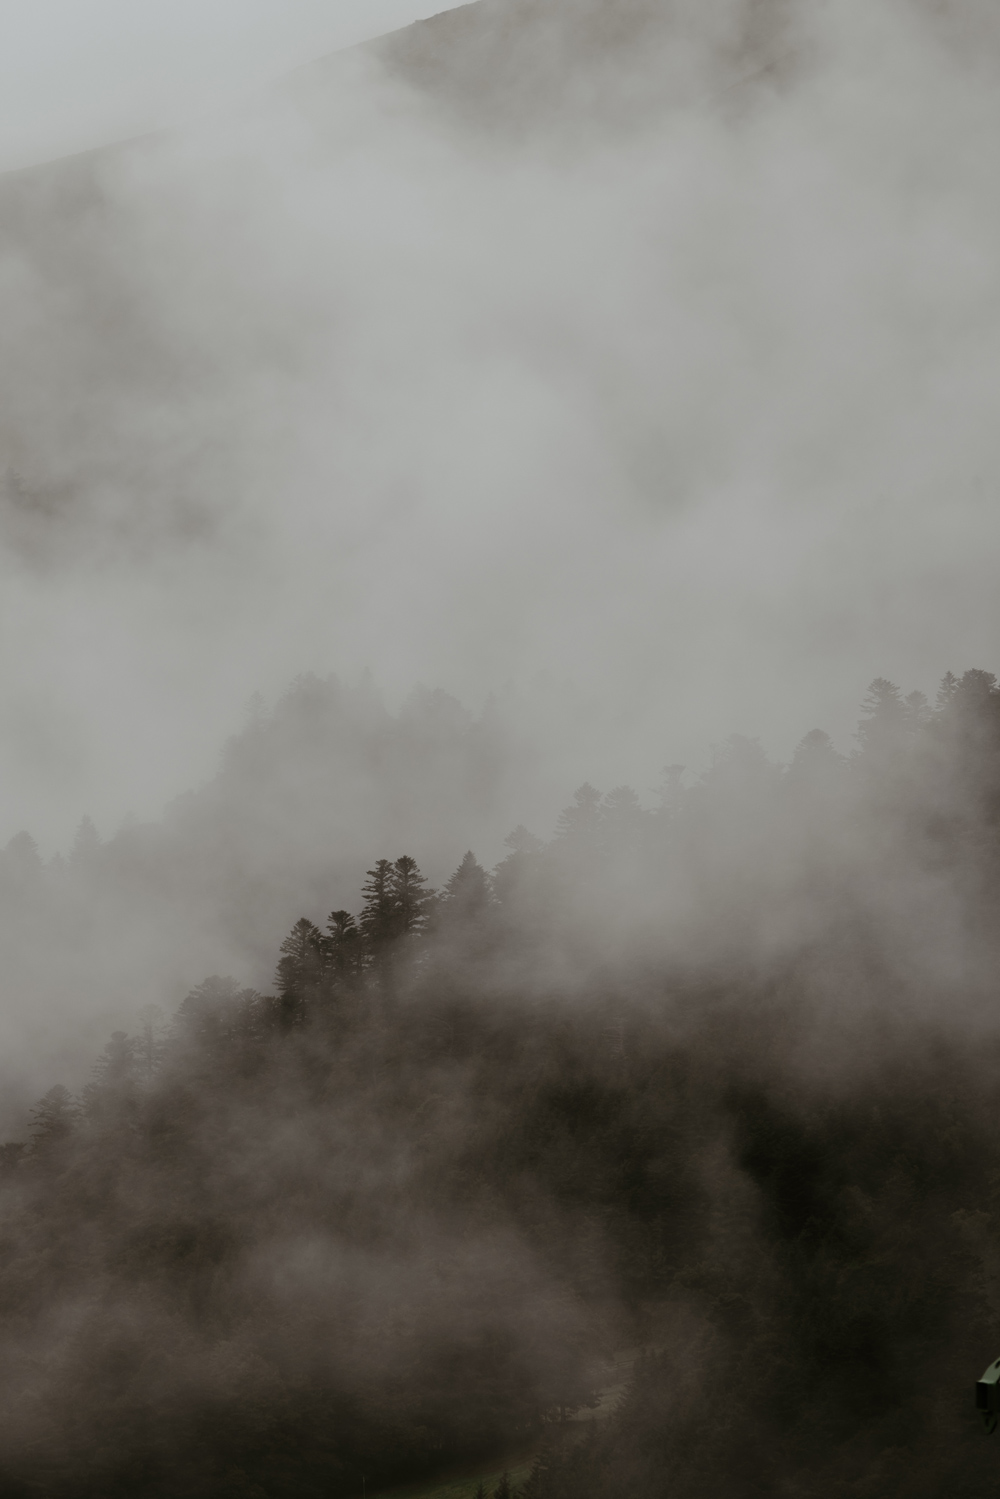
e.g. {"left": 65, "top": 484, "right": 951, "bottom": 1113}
{"left": 0, "top": 0, "right": 463, "bottom": 169}
{"left": 2, "top": 0, "right": 999, "bottom": 861}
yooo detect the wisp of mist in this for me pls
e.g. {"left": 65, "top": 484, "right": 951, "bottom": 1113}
{"left": 2, "top": 6, "right": 1000, "bottom": 1495}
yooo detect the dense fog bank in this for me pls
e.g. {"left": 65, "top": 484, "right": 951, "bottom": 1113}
{"left": 1, "top": 0, "right": 1000, "bottom": 847}
{"left": 0, "top": 671, "right": 620, "bottom": 1128}
{"left": 2, "top": 671, "right": 1000, "bottom": 1496}
{"left": 4, "top": 0, "right": 1000, "bottom": 1492}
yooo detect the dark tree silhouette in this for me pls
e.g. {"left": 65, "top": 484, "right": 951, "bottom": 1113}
{"left": 553, "top": 783, "right": 603, "bottom": 848}
{"left": 326, "top": 908, "right": 363, "bottom": 982}
{"left": 390, "top": 854, "right": 434, "bottom": 939}
{"left": 82, "top": 1031, "right": 141, "bottom": 1130}
{"left": 28, "top": 1084, "right": 78, "bottom": 1152}
{"left": 855, "top": 676, "right": 908, "bottom": 758}
{"left": 4, "top": 668, "right": 1000, "bottom": 1498}
{"left": 360, "top": 858, "right": 397, "bottom": 960}
{"left": 274, "top": 916, "right": 324, "bottom": 1027}
{"left": 441, "top": 850, "right": 492, "bottom": 921}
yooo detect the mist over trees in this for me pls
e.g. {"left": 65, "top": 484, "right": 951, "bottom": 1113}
{"left": 2, "top": 0, "right": 1000, "bottom": 1494}
{"left": 0, "top": 675, "right": 547, "bottom": 1128}
{"left": 2, "top": 671, "right": 1000, "bottom": 1496}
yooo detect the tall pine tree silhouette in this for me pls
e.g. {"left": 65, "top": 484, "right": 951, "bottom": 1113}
{"left": 390, "top": 855, "right": 434, "bottom": 939}
{"left": 275, "top": 917, "right": 324, "bottom": 1029}
{"left": 360, "top": 860, "right": 396, "bottom": 964}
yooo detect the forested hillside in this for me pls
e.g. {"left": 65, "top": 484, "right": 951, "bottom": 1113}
{"left": 0, "top": 677, "right": 542, "bottom": 1128}
{"left": 3, "top": 670, "right": 1000, "bottom": 1497}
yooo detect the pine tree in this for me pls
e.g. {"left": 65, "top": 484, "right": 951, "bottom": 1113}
{"left": 326, "top": 909, "right": 362, "bottom": 982}
{"left": 177, "top": 976, "right": 265, "bottom": 1053}
{"left": 441, "top": 851, "right": 492, "bottom": 922}
{"left": 955, "top": 668, "right": 999, "bottom": 707}
{"left": 554, "top": 784, "right": 603, "bottom": 845}
{"left": 390, "top": 855, "right": 434, "bottom": 938}
{"left": 492, "top": 825, "right": 546, "bottom": 913}
{"left": 134, "top": 1004, "right": 166, "bottom": 1083}
{"left": 82, "top": 1031, "right": 141, "bottom": 1128}
{"left": 903, "top": 690, "right": 931, "bottom": 732}
{"left": 787, "top": 728, "right": 846, "bottom": 786}
{"left": 29, "top": 1085, "right": 78, "bottom": 1153}
{"left": 855, "top": 678, "right": 907, "bottom": 757}
{"left": 274, "top": 917, "right": 324, "bottom": 1028}
{"left": 360, "top": 859, "right": 397, "bottom": 960}
{"left": 435, "top": 852, "right": 495, "bottom": 956}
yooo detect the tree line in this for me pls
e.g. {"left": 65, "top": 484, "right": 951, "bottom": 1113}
{"left": 3, "top": 672, "right": 1000, "bottom": 1497}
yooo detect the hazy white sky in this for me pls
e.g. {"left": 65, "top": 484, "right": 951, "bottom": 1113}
{"left": 2, "top": 0, "right": 1000, "bottom": 860}
{"left": 0, "top": 0, "right": 463, "bottom": 169}
{"left": 2, "top": 0, "right": 1000, "bottom": 1091}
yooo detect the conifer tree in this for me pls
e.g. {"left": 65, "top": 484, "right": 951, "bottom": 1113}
{"left": 82, "top": 1032, "right": 140, "bottom": 1128}
{"left": 441, "top": 851, "right": 492, "bottom": 921}
{"left": 903, "top": 690, "right": 931, "bottom": 732}
{"left": 28, "top": 1085, "right": 78, "bottom": 1153}
{"left": 134, "top": 1004, "right": 166, "bottom": 1083}
{"left": 326, "top": 909, "right": 362, "bottom": 982}
{"left": 360, "top": 859, "right": 397, "bottom": 960}
{"left": 435, "top": 852, "right": 494, "bottom": 955}
{"left": 955, "top": 668, "right": 999, "bottom": 707}
{"left": 787, "top": 728, "right": 846, "bottom": 787}
{"left": 390, "top": 855, "right": 434, "bottom": 938}
{"left": 855, "top": 678, "right": 908, "bottom": 758}
{"left": 275, "top": 917, "right": 324, "bottom": 1027}
{"left": 492, "top": 825, "right": 546, "bottom": 912}
{"left": 554, "top": 784, "right": 603, "bottom": 845}
{"left": 177, "top": 976, "right": 264, "bottom": 1054}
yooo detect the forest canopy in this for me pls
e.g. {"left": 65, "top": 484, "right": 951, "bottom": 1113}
{"left": 2, "top": 672, "right": 1000, "bottom": 1497}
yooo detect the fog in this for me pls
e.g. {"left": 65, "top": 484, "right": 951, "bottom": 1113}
{"left": 3, "top": 7, "right": 1000, "bottom": 1492}
{"left": 1, "top": 0, "right": 998, "bottom": 859}
{"left": 0, "top": 0, "right": 467, "bottom": 169}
